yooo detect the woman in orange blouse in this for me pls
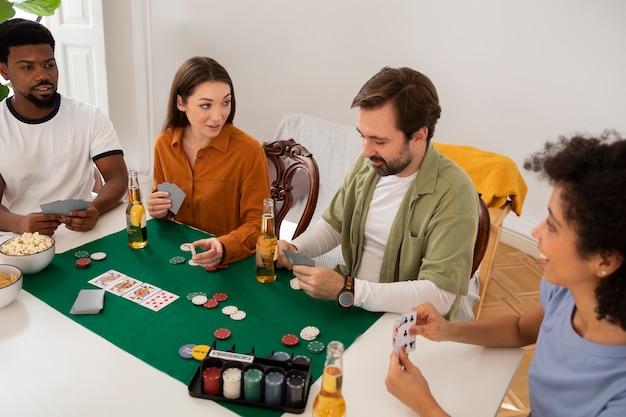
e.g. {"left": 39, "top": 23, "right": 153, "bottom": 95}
{"left": 148, "top": 57, "right": 270, "bottom": 268}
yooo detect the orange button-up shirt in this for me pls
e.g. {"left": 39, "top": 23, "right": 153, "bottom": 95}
{"left": 152, "top": 124, "right": 270, "bottom": 263}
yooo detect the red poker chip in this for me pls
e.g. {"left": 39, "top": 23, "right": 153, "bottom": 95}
{"left": 214, "top": 328, "right": 232, "bottom": 340}
{"left": 213, "top": 292, "right": 228, "bottom": 302}
{"left": 204, "top": 266, "right": 218, "bottom": 272}
{"left": 75, "top": 258, "right": 91, "bottom": 268}
{"left": 203, "top": 298, "right": 219, "bottom": 309}
{"left": 216, "top": 263, "right": 228, "bottom": 270}
{"left": 281, "top": 334, "right": 299, "bottom": 346}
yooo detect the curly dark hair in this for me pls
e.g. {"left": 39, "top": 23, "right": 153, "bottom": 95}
{"left": 524, "top": 130, "right": 626, "bottom": 330}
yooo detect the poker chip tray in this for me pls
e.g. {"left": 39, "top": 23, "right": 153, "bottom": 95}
{"left": 188, "top": 347, "right": 313, "bottom": 414}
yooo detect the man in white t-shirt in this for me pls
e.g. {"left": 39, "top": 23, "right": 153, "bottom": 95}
{"left": 276, "top": 67, "right": 479, "bottom": 320}
{"left": 0, "top": 18, "right": 128, "bottom": 235}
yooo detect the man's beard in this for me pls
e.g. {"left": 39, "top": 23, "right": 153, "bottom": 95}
{"left": 24, "top": 91, "right": 57, "bottom": 109}
{"left": 370, "top": 142, "right": 413, "bottom": 176}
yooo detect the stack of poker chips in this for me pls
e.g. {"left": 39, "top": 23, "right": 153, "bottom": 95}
{"left": 222, "top": 367, "right": 242, "bottom": 399}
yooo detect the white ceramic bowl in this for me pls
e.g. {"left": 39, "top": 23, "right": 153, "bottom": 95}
{"left": 0, "top": 264, "right": 23, "bottom": 309}
{"left": 0, "top": 235, "right": 55, "bottom": 274}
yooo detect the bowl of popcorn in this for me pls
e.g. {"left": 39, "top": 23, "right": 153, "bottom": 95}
{"left": 0, "top": 232, "right": 55, "bottom": 274}
{"left": 0, "top": 264, "right": 23, "bottom": 309}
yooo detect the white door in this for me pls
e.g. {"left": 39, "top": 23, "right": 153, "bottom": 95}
{"left": 45, "top": 0, "right": 109, "bottom": 116}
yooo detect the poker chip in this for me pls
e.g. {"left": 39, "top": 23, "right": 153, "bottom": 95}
{"left": 307, "top": 340, "right": 325, "bottom": 353}
{"left": 230, "top": 310, "right": 247, "bottom": 321}
{"left": 272, "top": 351, "right": 291, "bottom": 361}
{"left": 178, "top": 343, "right": 196, "bottom": 359}
{"left": 188, "top": 259, "right": 198, "bottom": 266}
{"left": 179, "top": 243, "right": 193, "bottom": 251}
{"left": 289, "top": 277, "right": 301, "bottom": 290}
{"left": 203, "top": 298, "right": 219, "bottom": 309}
{"left": 293, "top": 355, "right": 311, "bottom": 365}
{"left": 191, "top": 344, "right": 211, "bottom": 361}
{"left": 213, "top": 292, "right": 228, "bottom": 302}
{"left": 281, "top": 333, "right": 299, "bottom": 347}
{"left": 75, "top": 257, "right": 91, "bottom": 268}
{"left": 186, "top": 291, "right": 207, "bottom": 301}
{"left": 89, "top": 251, "right": 107, "bottom": 261}
{"left": 214, "top": 328, "right": 232, "bottom": 340}
{"left": 300, "top": 325, "right": 320, "bottom": 341}
{"left": 74, "top": 250, "right": 89, "bottom": 259}
{"left": 221, "top": 305, "right": 238, "bottom": 315}
{"left": 191, "top": 294, "right": 209, "bottom": 305}
{"left": 169, "top": 256, "right": 185, "bottom": 265}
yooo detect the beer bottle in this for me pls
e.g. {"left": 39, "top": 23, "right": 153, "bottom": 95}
{"left": 312, "top": 341, "right": 346, "bottom": 417}
{"left": 126, "top": 170, "right": 148, "bottom": 249}
{"left": 255, "top": 198, "right": 277, "bottom": 283}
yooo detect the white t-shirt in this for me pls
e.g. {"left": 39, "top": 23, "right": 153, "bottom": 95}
{"left": 0, "top": 94, "right": 123, "bottom": 215}
{"left": 292, "top": 171, "right": 457, "bottom": 315}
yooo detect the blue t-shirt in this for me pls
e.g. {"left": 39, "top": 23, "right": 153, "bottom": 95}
{"left": 528, "top": 279, "right": 626, "bottom": 416}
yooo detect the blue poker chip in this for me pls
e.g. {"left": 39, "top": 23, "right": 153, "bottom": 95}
{"left": 178, "top": 343, "right": 196, "bottom": 359}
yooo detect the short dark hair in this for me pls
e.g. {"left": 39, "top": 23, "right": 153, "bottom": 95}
{"left": 351, "top": 67, "right": 441, "bottom": 142}
{"left": 0, "top": 18, "right": 55, "bottom": 64}
{"left": 524, "top": 130, "right": 626, "bottom": 330}
{"left": 163, "top": 56, "right": 236, "bottom": 130}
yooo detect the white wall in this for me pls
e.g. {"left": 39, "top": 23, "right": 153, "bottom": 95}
{"left": 102, "top": 0, "right": 626, "bottom": 251}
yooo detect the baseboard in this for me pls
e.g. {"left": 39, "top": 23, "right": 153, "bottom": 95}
{"left": 500, "top": 228, "right": 539, "bottom": 258}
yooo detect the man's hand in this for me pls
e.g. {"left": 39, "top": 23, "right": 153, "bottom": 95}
{"left": 19, "top": 212, "right": 62, "bottom": 235}
{"left": 292, "top": 266, "right": 344, "bottom": 301}
{"left": 275, "top": 240, "right": 298, "bottom": 269}
{"left": 61, "top": 205, "right": 99, "bottom": 232}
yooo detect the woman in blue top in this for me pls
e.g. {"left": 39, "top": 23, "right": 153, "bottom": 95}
{"left": 385, "top": 131, "right": 626, "bottom": 417}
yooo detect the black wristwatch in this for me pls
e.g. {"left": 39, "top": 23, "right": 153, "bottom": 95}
{"left": 337, "top": 275, "right": 355, "bottom": 308}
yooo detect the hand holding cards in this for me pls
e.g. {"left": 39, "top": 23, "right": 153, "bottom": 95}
{"left": 392, "top": 311, "right": 417, "bottom": 354}
{"left": 157, "top": 182, "right": 186, "bottom": 215}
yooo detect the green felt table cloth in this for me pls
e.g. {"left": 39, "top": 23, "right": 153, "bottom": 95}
{"left": 22, "top": 219, "right": 382, "bottom": 416}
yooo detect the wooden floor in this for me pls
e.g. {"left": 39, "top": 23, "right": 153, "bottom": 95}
{"left": 478, "top": 242, "right": 543, "bottom": 417}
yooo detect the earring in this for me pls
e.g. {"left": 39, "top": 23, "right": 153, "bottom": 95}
{"left": 601, "top": 270, "right": 607, "bottom": 276}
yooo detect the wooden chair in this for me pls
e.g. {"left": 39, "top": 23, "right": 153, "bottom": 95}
{"left": 263, "top": 139, "right": 320, "bottom": 240}
{"left": 472, "top": 194, "right": 491, "bottom": 278}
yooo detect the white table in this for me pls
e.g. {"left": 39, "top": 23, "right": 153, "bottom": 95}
{"left": 0, "top": 204, "right": 523, "bottom": 416}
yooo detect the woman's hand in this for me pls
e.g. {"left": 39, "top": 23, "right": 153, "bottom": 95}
{"left": 147, "top": 190, "right": 171, "bottom": 219}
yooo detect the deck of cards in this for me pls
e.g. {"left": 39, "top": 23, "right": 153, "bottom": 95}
{"left": 392, "top": 311, "right": 417, "bottom": 354}
{"left": 88, "top": 269, "right": 179, "bottom": 312}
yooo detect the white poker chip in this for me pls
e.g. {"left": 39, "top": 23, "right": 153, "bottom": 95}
{"left": 180, "top": 243, "right": 192, "bottom": 251}
{"left": 300, "top": 325, "right": 320, "bottom": 341}
{"left": 89, "top": 251, "right": 107, "bottom": 261}
{"left": 289, "top": 277, "right": 301, "bottom": 290}
{"left": 188, "top": 259, "right": 198, "bottom": 266}
{"left": 230, "top": 310, "right": 247, "bottom": 321}
{"left": 191, "top": 294, "right": 209, "bottom": 305}
{"left": 221, "top": 305, "right": 239, "bottom": 315}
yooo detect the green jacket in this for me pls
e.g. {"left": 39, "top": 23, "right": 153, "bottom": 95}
{"left": 323, "top": 143, "right": 478, "bottom": 320}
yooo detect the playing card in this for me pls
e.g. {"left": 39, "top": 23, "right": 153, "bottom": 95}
{"left": 138, "top": 290, "right": 179, "bottom": 311}
{"left": 122, "top": 283, "right": 162, "bottom": 303}
{"left": 283, "top": 249, "right": 315, "bottom": 266}
{"left": 40, "top": 199, "right": 90, "bottom": 215}
{"left": 157, "top": 182, "right": 186, "bottom": 215}
{"left": 392, "top": 311, "right": 417, "bottom": 354}
{"left": 106, "top": 276, "right": 143, "bottom": 296}
{"left": 88, "top": 270, "right": 125, "bottom": 290}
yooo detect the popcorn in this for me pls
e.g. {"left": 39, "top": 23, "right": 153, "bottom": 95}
{"left": 0, "top": 232, "right": 54, "bottom": 256}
